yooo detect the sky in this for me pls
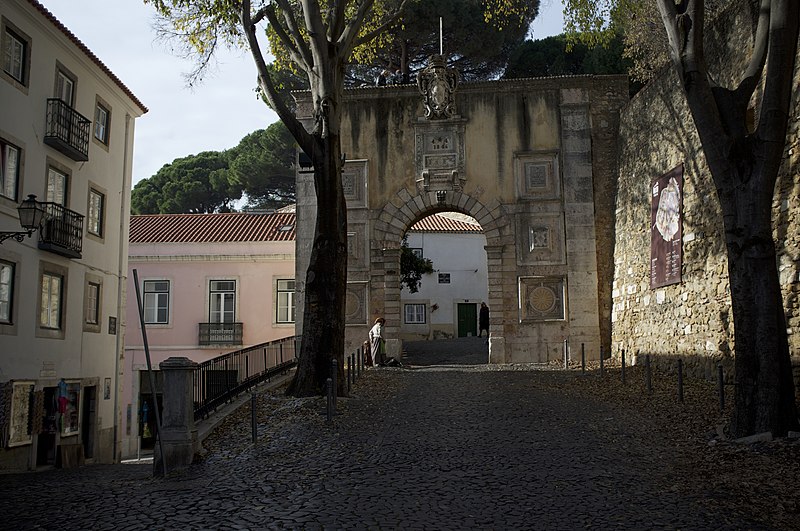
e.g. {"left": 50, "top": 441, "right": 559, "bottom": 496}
{"left": 40, "top": 0, "right": 565, "bottom": 187}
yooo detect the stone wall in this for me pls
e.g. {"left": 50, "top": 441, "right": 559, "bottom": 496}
{"left": 612, "top": 0, "right": 800, "bottom": 388}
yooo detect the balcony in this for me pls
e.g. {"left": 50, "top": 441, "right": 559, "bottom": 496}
{"left": 199, "top": 322, "right": 243, "bottom": 346}
{"left": 38, "top": 202, "right": 83, "bottom": 259}
{"left": 43, "top": 99, "right": 90, "bottom": 162}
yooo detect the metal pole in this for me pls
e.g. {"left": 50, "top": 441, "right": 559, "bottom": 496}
{"left": 563, "top": 339, "right": 568, "bottom": 369}
{"left": 599, "top": 345, "right": 604, "bottom": 377}
{"left": 347, "top": 353, "right": 352, "bottom": 392}
{"left": 677, "top": 359, "right": 684, "bottom": 402}
{"left": 132, "top": 269, "right": 168, "bottom": 477}
{"left": 621, "top": 349, "right": 626, "bottom": 385}
{"left": 645, "top": 354, "right": 652, "bottom": 395}
{"left": 357, "top": 346, "right": 362, "bottom": 378}
{"left": 331, "top": 359, "right": 338, "bottom": 411}
{"left": 717, "top": 364, "right": 725, "bottom": 412}
{"left": 251, "top": 392, "right": 257, "bottom": 443}
{"left": 325, "top": 378, "right": 333, "bottom": 423}
{"left": 581, "top": 343, "right": 585, "bottom": 374}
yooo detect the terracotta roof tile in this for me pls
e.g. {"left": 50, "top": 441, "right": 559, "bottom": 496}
{"left": 130, "top": 212, "right": 296, "bottom": 243}
{"left": 409, "top": 214, "right": 482, "bottom": 233}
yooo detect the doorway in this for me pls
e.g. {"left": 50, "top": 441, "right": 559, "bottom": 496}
{"left": 81, "top": 386, "right": 97, "bottom": 459}
{"left": 457, "top": 303, "right": 477, "bottom": 337}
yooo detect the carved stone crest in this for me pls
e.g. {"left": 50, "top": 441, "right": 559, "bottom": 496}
{"left": 417, "top": 54, "right": 459, "bottom": 119}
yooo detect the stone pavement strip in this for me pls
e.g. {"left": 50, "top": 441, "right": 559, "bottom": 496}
{"left": 0, "top": 366, "right": 770, "bottom": 530}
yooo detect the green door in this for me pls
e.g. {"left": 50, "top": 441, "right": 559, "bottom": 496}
{"left": 457, "top": 303, "right": 478, "bottom": 337}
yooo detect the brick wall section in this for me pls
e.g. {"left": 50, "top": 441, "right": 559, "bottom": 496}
{"left": 613, "top": 0, "right": 800, "bottom": 393}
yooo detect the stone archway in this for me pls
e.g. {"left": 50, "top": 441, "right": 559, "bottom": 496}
{"left": 294, "top": 58, "right": 629, "bottom": 364}
{"left": 370, "top": 187, "right": 512, "bottom": 359}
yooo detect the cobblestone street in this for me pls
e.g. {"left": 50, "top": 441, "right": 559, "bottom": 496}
{"left": 0, "top": 341, "right": 783, "bottom": 529}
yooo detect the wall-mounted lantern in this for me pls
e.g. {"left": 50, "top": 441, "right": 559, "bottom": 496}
{"left": 0, "top": 195, "right": 46, "bottom": 244}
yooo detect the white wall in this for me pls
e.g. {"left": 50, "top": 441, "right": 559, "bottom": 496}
{"left": 400, "top": 231, "right": 488, "bottom": 339}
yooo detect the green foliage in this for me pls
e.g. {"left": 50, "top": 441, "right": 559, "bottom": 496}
{"left": 354, "top": 0, "right": 540, "bottom": 83}
{"left": 131, "top": 121, "right": 296, "bottom": 214}
{"left": 131, "top": 151, "right": 241, "bottom": 214}
{"left": 400, "top": 236, "right": 434, "bottom": 294}
{"left": 229, "top": 121, "right": 296, "bottom": 210}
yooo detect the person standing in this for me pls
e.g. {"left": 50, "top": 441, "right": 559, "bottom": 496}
{"left": 369, "top": 317, "right": 386, "bottom": 366}
{"left": 479, "top": 302, "right": 490, "bottom": 338}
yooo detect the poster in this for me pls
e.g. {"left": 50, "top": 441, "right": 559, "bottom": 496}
{"left": 8, "top": 382, "right": 34, "bottom": 447}
{"left": 650, "top": 164, "right": 683, "bottom": 288}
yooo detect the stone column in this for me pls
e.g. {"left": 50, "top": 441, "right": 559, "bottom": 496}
{"left": 154, "top": 357, "right": 198, "bottom": 476}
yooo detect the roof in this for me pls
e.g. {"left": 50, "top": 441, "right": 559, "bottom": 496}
{"left": 130, "top": 212, "right": 296, "bottom": 243}
{"left": 28, "top": 0, "right": 148, "bottom": 114}
{"left": 409, "top": 213, "right": 482, "bottom": 233}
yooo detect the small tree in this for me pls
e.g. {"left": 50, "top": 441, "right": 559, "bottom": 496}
{"left": 400, "top": 235, "right": 434, "bottom": 293}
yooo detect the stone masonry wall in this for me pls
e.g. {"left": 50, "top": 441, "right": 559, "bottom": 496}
{"left": 613, "top": 0, "right": 800, "bottom": 392}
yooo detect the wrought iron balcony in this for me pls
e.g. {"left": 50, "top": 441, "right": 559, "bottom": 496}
{"left": 43, "top": 99, "right": 90, "bottom": 162}
{"left": 199, "top": 322, "right": 243, "bottom": 346}
{"left": 38, "top": 202, "right": 83, "bottom": 258}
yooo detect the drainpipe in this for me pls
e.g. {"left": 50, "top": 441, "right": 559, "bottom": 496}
{"left": 112, "top": 113, "right": 132, "bottom": 462}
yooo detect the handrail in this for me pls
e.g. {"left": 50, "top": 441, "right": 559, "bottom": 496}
{"left": 192, "top": 335, "right": 299, "bottom": 421}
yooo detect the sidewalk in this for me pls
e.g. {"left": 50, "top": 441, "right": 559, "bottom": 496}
{"left": 0, "top": 362, "right": 784, "bottom": 529}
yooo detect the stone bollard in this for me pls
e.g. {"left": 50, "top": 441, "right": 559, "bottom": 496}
{"left": 154, "top": 357, "right": 198, "bottom": 476}
{"left": 488, "top": 336, "right": 506, "bottom": 364}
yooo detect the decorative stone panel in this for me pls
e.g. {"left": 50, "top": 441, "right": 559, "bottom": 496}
{"left": 414, "top": 120, "right": 466, "bottom": 193}
{"left": 347, "top": 223, "right": 369, "bottom": 271}
{"left": 519, "top": 276, "right": 566, "bottom": 321}
{"left": 345, "top": 281, "right": 368, "bottom": 325}
{"left": 342, "top": 159, "right": 368, "bottom": 208}
{"left": 515, "top": 212, "right": 566, "bottom": 265}
{"left": 514, "top": 151, "right": 561, "bottom": 201}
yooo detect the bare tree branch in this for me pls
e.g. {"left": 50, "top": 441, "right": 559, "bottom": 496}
{"left": 736, "top": 0, "right": 772, "bottom": 103}
{"left": 271, "top": 0, "right": 315, "bottom": 71}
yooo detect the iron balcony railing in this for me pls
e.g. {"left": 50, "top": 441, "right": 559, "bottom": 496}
{"left": 193, "top": 335, "right": 298, "bottom": 421}
{"left": 198, "top": 322, "right": 244, "bottom": 345}
{"left": 38, "top": 202, "right": 83, "bottom": 259}
{"left": 43, "top": 98, "right": 90, "bottom": 161}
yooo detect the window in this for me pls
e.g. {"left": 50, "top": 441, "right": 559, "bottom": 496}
{"left": 85, "top": 282, "right": 100, "bottom": 325}
{"left": 40, "top": 272, "right": 62, "bottom": 329}
{"left": 2, "top": 26, "right": 27, "bottom": 85}
{"left": 46, "top": 167, "right": 67, "bottom": 205}
{"left": 87, "top": 188, "right": 104, "bottom": 236}
{"left": 1, "top": 139, "right": 19, "bottom": 200}
{"left": 209, "top": 280, "right": 236, "bottom": 323}
{"left": 94, "top": 103, "right": 109, "bottom": 144}
{"left": 410, "top": 248, "right": 423, "bottom": 259}
{"left": 404, "top": 303, "right": 426, "bottom": 324}
{"left": 276, "top": 279, "right": 295, "bottom": 323}
{"left": 438, "top": 273, "right": 451, "bottom": 284}
{"left": 55, "top": 69, "right": 74, "bottom": 105}
{"left": 143, "top": 280, "right": 169, "bottom": 324}
{"left": 0, "top": 260, "right": 14, "bottom": 324}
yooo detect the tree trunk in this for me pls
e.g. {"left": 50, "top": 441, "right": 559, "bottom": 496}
{"left": 285, "top": 131, "right": 348, "bottom": 397}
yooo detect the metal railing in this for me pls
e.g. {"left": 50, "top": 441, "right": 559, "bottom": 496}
{"left": 43, "top": 98, "right": 90, "bottom": 161}
{"left": 193, "top": 335, "right": 298, "bottom": 421}
{"left": 198, "top": 322, "right": 243, "bottom": 345}
{"left": 38, "top": 202, "right": 83, "bottom": 258}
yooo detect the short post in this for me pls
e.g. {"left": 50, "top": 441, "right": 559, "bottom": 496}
{"left": 599, "top": 345, "right": 604, "bottom": 377}
{"left": 645, "top": 354, "right": 652, "bottom": 395}
{"left": 621, "top": 349, "right": 626, "bottom": 385}
{"left": 331, "top": 358, "right": 338, "bottom": 411}
{"left": 280, "top": 343, "right": 284, "bottom": 365}
{"left": 581, "top": 343, "right": 586, "bottom": 375}
{"left": 251, "top": 392, "right": 257, "bottom": 443}
{"left": 347, "top": 353, "right": 353, "bottom": 392}
{"left": 325, "top": 378, "right": 333, "bottom": 423}
{"left": 677, "top": 359, "right": 684, "bottom": 403}
{"left": 717, "top": 364, "right": 725, "bottom": 412}
{"left": 563, "top": 339, "right": 569, "bottom": 369}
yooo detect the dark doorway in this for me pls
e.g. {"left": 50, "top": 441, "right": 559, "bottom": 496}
{"left": 81, "top": 386, "right": 97, "bottom": 459}
{"left": 36, "top": 387, "right": 58, "bottom": 466}
{"left": 457, "top": 303, "right": 477, "bottom": 337}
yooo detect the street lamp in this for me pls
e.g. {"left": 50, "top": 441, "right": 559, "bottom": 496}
{"left": 0, "top": 195, "right": 46, "bottom": 244}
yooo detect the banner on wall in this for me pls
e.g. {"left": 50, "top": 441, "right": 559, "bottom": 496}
{"left": 650, "top": 164, "right": 683, "bottom": 289}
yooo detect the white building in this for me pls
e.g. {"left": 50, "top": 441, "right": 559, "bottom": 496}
{"left": 0, "top": 0, "right": 146, "bottom": 470}
{"left": 400, "top": 213, "right": 489, "bottom": 340}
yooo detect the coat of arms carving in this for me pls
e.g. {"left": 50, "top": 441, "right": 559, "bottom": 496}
{"left": 417, "top": 55, "right": 460, "bottom": 119}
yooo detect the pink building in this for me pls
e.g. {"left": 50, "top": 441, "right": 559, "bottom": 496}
{"left": 121, "top": 211, "right": 296, "bottom": 458}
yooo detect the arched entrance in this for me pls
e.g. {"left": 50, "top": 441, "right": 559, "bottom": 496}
{"left": 294, "top": 57, "right": 628, "bottom": 364}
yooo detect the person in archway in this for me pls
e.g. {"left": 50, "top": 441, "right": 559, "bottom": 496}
{"left": 479, "top": 302, "right": 490, "bottom": 338}
{"left": 369, "top": 317, "right": 386, "bottom": 366}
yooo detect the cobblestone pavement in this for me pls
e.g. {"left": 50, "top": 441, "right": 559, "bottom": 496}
{"left": 0, "top": 344, "right": 773, "bottom": 530}
{"left": 401, "top": 338, "right": 488, "bottom": 366}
